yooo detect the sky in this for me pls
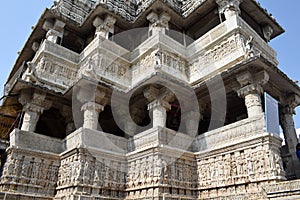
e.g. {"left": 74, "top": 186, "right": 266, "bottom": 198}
{"left": 0, "top": 1, "right": 300, "bottom": 128}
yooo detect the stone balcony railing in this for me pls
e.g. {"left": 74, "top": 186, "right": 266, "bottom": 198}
{"left": 194, "top": 114, "right": 267, "bottom": 153}
{"left": 10, "top": 129, "right": 64, "bottom": 154}
{"left": 78, "top": 36, "right": 131, "bottom": 89}
{"left": 28, "top": 40, "right": 79, "bottom": 92}
{"left": 21, "top": 15, "right": 278, "bottom": 92}
{"left": 128, "top": 127, "right": 194, "bottom": 153}
{"left": 188, "top": 15, "right": 278, "bottom": 84}
{"left": 64, "top": 127, "right": 128, "bottom": 154}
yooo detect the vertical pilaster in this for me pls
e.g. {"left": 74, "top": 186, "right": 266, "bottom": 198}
{"left": 77, "top": 85, "right": 107, "bottom": 130}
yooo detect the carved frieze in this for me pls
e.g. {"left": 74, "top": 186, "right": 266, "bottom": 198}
{"left": 56, "top": 150, "right": 126, "bottom": 198}
{"left": 0, "top": 148, "right": 60, "bottom": 196}
{"left": 196, "top": 146, "right": 285, "bottom": 191}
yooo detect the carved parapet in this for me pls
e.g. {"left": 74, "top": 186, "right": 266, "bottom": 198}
{"left": 0, "top": 147, "right": 60, "bottom": 197}
{"left": 56, "top": 147, "right": 126, "bottom": 199}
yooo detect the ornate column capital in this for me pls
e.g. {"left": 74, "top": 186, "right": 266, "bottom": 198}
{"left": 143, "top": 86, "right": 160, "bottom": 102}
{"left": 281, "top": 94, "right": 300, "bottom": 115}
{"left": 147, "top": 11, "right": 170, "bottom": 35}
{"left": 19, "top": 90, "right": 52, "bottom": 113}
{"left": 76, "top": 84, "right": 107, "bottom": 105}
{"left": 43, "top": 19, "right": 65, "bottom": 43}
{"left": 236, "top": 70, "right": 269, "bottom": 88}
{"left": 237, "top": 84, "right": 263, "bottom": 98}
{"left": 18, "top": 90, "right": 52, "bottom": 132}
{"left": 81, "top": 102, "right": 104, "bottom": 113}
{"left": 144, "top": 86, "right": 175, "bottom": 128}
{"left": 235, "top": 70, "right": 269, "bottom": 118}
{"left": 147, "top": 12, "right": 170, "bottom": 28}
{"left": 93, "top": 15, "right": 116, "bottom": 38}
{"left": 216, "top": 0, "right": 243, "bottom": 18}
{"left": 147, "top": 99, "right": 171, "bottom": 112}
{"left": 144, "top": 86, "right": 175, "bottom": 111}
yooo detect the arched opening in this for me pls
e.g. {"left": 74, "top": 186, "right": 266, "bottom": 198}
{"left": 36, "top": 107, "right": 66, "bottom": 139}
{"left": 98, "top": 105, "right": 125, "bottom": 137}
{"left": 166, "top": 100, "right": 181, "bottom": 132}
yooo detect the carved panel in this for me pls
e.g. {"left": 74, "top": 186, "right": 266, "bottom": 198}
{"left": 189, "top": 33, "right": 244, "bottom": 82}
{"left": 56, "top": 149, "right": 126, "bottom": 199}
{"left": 0, "top": 148, "right": 60, "bottom": 197}
{"left": 79, "top": 54, "right": 130, "bottom": 86}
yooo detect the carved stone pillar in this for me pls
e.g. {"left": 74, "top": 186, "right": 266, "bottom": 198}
{"left": 280, "top": 94, "right": 300, "bottom": 177}
{"left": 144, "top": 86, "right": 174, "bottom": 128}
{"left": 235, "top": 70, "right": 269, "bottom": 118}
{"left": 182, "top": 111, "right": 201, "bottom": 137}
{"left": 147, "top": 11, "right": 171, "bottom": 35}
{"left": 81, "top": 102, "right": 104, "bottom": 130}
{"left": 61, "top": 106, "right": 76, "bottom": 135}
{"left": 216, "top": 0, "right": 243, "bottom": 20}
{"left": 148, "top": 99, "right": 171, "bottom": 128}
{"left": 114, "top": 104, "right": 139, "bottom": 138}
{"left": 21, "top": 104, "right": 44, "bottom": 132}
{"left": 43, "top": 19, "right": 65, "bottom": 44}
{"left": 76, "top": 84, "right": 107, "bottom": 130}
{"left": 93, "top": 15, "right": 116, "bottom": 39}
{"left": 237, "top": 84, "right": 263, "bottom": 118}
{"left": 19, "top": 90, "right": 52, "bottom": 132}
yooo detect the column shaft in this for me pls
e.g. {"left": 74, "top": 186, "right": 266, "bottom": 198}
{"left": 148, "top": 100, "right": 170, "bottom": 128}
{"left": 244, "top": 93, "right": 263, "bottom": 118}
{"left": 81, "top": 102, "right": 104, "bottom": 130}
{"left": 21, "top": 110, "right": 40, "bottom": 132}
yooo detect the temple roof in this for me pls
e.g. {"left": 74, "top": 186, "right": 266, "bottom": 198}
{"left": 52, "top": 0, "right": 283, "bottom": 35}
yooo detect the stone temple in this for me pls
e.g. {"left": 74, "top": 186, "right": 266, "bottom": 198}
{"left": 1, "top": 0, "right": 300, "bottom": 199}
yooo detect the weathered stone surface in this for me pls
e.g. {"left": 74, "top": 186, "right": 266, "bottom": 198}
{"left": 0, "top": 0, "right": 299, "bottom": 200}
